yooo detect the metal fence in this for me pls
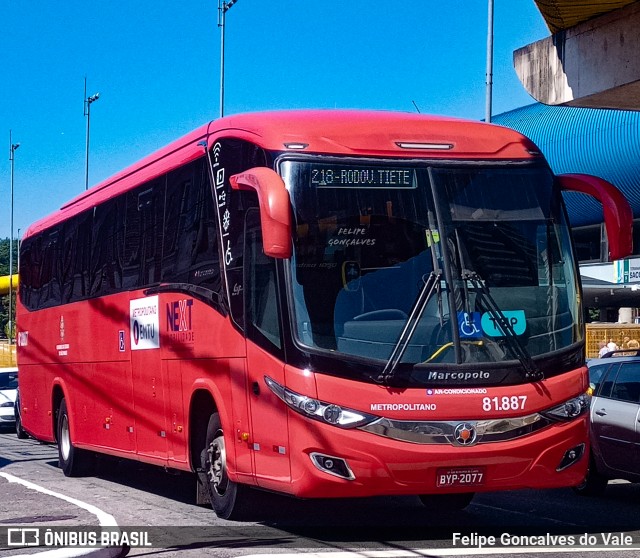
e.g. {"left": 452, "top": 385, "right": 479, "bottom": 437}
{"left": 0, "top": 343, "right": 16, "bottom": 367}
{"left": 585, "top": 323, "right": 640, "bottom": 359}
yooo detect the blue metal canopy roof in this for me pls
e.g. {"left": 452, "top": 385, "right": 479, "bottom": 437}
{"left": 493, "top": 103, "right": 640, "bottom": 227}
{"left": 533, "top": 0, "right": 637, "bottom": 33}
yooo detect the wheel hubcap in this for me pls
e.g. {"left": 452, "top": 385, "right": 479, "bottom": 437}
{"left": 60, "top": 415, "right": 71, "bottom": 461}
{"left": 206, "top": 430, "right": 228, "bottom": 496}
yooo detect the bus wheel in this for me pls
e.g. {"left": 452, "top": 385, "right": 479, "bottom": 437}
{"left": 202, "top": 412, "right": 250, "bottom": 520}
{"left": 56, "top": 398, "right": 95, "bottom": 477}
{"left": 419, "top": 492, "right": 475, "bottom": 511}
{"left": 573, "top": 455, "right": 608, "bottom": 497}
{"left": 15, "top": 393, "right": 28, "bottom": 439}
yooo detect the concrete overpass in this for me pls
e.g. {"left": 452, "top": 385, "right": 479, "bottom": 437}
{"left": 515, "top": 0, "right": 640, "bottom": 110}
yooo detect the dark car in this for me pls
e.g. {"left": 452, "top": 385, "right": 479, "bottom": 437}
{"left": 576, "top": 349, "right": 640, "bottom": 495}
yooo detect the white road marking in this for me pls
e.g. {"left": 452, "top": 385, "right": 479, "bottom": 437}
{"left": 0, "top": 471, "right": 122, "bottom": 558}
{"left": 242, "top": 548, "right": 635, "bottom": 558}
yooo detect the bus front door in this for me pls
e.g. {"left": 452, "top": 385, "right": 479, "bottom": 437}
{"left": 245, "top": 343, "right": 291, "bottom": 486}
{"left": 244, "top": 211, "right": 291, "bottom": 486}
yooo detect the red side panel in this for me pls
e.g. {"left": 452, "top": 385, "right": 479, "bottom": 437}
{"left": 16, "top": 291, "right": 247, "bottom": 471}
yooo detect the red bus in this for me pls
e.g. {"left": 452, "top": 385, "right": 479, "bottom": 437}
{"left": 16, "top": 110, "right": 632, "bottom": 519}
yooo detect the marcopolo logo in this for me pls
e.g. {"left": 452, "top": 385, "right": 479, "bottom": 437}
{"left": 453, "top": 422, "right": 477, "bottom": 446}
{"left": 130, "top": 296, "right": 160, "bottom": 351}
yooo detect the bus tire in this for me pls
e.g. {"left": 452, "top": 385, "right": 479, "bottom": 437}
{"left": 573, "top": 455, "right": 608, "bottom": 497}
{"left": 15, "top": 393, "right": 28, "bottom": 439}
{"left": 201, "top": 412, "right": 250, "bottom": 520}
{"left": 419, "top": 492, "right": 475, "bottom": 511}
{"left": 56, "top": 398, "right": 95, "bottom": 477}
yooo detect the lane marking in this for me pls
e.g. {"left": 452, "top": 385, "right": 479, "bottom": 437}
{"left": 242, "top": 548, "right": 636, "bottom": 558}
{"left": 0, "top": 471, "right": 122, "bottom": 558}
{"left": 472, "top": 501, "right": 582, "bottom": 527}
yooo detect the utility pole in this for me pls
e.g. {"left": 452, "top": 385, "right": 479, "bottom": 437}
{"left": 8, "top": 131, "right": 20, "bottom": 344}
{"left": 485, "top": 0, "right": 494, "bottom": 123}
{"left": 218, "top": 0, "right": 239, "bottom": 118}
{"left": 84, "top": 77, "right": 100, "bottom": 190}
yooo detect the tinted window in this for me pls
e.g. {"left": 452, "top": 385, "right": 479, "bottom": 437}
{"left": 40, "top": 229, "right": 61, "bottom": 308}
{"left": 610, "top": 362, "right": 640, "bottom": 403}
{"left": 19, "top": 157, "right": 223, "bottom": 311}
{"left": 214, "top": 138, "right": 269, "bottom": 329}
{"left": 59, "top": 221, "right": 76, "bottom": 303}
{"left": 0, "top": 372, "right": 17, "bottom": 390}
{"left": 588, "top": 363, "right": 612, "bottom": 394}
{"left": 245, "top": 210, "right": 281, "bottom": 351}
{"left": 71, "top": 211, "right": 94, "bottom": 301}
{"left": 162, "top": 160, "right": 220, "bottom": 290}
{"left": 123, "top": 179, "right": 165, "bottom": 288}
{"left": 18, "top": 243, "right": 34, "bottom": 309}
{"left": 19, "top": 213, "right": 93, "bottom": 308}
{"left": 90, "top": 198, "right": 125, "bottom": 296}
{"left": 599, "top": 363, "right": 618, "bottom": 399}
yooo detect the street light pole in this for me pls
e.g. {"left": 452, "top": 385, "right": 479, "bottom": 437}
{"left": 485, "top": 0, "right": 494, "bottom": 123}
{"left": 8, "top": 131, "right": 19, "bottom": 345}
{"left": 84, "top": 77, "right": 100, "bottom": 190}
{"left": 218, "top": 0, "right": 238, "bottom": 118}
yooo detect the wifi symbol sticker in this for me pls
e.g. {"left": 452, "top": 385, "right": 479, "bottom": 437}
{"left": 213, "top": 142, "right": 222, "bottom": 164}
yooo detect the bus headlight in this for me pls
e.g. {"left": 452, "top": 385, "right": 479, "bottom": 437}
{"left": 264, "top": 376, "right": 378, "bottom": 428}
{"left": 541, "top": 393, "right": 590, "bottom": 421}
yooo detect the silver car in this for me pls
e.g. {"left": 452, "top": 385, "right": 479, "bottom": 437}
{"left": 0, "top": 368, "right": 18, "bottom": 431}
{"left": 576, "top": 351, "right": 640, "bottom": 495}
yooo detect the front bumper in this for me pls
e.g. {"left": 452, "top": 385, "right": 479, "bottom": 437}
{"left": 279, "top": 412, "right": 588, "bottom": 498}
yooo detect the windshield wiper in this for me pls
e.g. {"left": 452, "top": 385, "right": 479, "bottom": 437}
{"left": 377, "top": 270, "right": 442, "bottom": 384}
{"left": 462, "top": 270, "right": 543, "bottom": 381}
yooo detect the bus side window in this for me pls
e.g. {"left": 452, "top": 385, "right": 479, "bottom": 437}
{"left": 163, "top": 158, "right": 220, "bottom": 291}
{"left": 123, "top": 179, "right": 165, "bottom": 288}
{"left": 40, "top": 228, "right": 60, "bottom": 308}
{"left": 90, "top": 198, "right": 124, "bottom": 296}
{"left": 244, "top": 210, "right": 282, "bottom": 351}
{"left": 18, "top": 242, "right": 33, "bottom": 308}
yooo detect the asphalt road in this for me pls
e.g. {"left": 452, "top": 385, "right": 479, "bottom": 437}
{"left": 1, "top": 430, "right": 639, "bottom": 558}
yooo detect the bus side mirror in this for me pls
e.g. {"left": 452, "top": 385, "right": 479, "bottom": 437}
{"left": 230, "top": 167, "right": 293, "bottom": 259}
{"left": 558, "top": 173, "right": 633, "bottom": 261}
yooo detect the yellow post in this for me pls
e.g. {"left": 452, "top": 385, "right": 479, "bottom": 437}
{"left": 0, "top": 274, "right": 18, "bottom": 296}
{"left": 1, "top": 275, "right": 19, "bottom": 367}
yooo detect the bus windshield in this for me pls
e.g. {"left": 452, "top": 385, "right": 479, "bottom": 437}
{"left": 281, "top": 158, "right": 582, "bottom": 373}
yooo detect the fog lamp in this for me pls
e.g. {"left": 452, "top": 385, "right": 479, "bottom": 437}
{"left": 310, "top": 452, "right": 355, "bottom": 480}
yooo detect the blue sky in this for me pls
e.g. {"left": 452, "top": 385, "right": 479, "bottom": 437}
{"left": 0, "top": 1, "right": 549, "bottom": 239}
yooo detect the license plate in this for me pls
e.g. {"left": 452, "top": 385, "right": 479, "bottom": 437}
{"left": 436, "top": 467, "right": 485, "bottom": 487}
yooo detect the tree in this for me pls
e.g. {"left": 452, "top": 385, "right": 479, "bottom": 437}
{"left": 0, "top": 238, "right": 9, "bottom": 275}
{"left": 0, "top": 238, "right": 18, "bottom": 338}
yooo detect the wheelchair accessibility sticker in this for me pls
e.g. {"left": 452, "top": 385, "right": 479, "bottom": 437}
{"left": 457, "top": 312, "right": 482, "bottom": 339}
{"left": 458, "top": 310, "right": 526, "bottom": 338}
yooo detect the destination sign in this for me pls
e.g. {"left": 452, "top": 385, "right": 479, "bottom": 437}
{"left": 310, "top": 165, "right": 415, "bottom": 188}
